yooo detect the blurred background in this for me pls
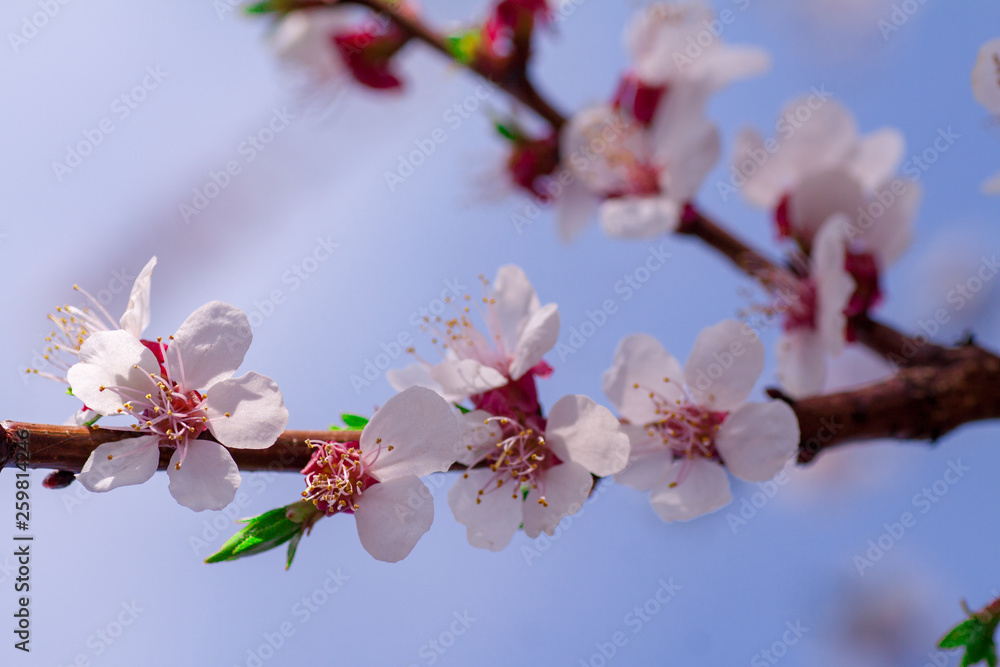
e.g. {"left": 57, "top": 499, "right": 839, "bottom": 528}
{"left": 2, "top": 0, "right": 999, "bottom": 665}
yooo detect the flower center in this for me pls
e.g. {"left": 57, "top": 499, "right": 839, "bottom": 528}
{"left": 465, "top": 417, "right": 557, "bottom": 507}
{"left": 301, "top": 440, "right": 380, "bottom": 515}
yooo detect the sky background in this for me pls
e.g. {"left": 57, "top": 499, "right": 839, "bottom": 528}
{"left": 2, "top": 0, "right": 1000, "bottom": 665}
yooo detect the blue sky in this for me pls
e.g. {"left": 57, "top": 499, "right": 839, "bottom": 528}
{"left": 2, "top": 0, "right": 999, "bottom": 665}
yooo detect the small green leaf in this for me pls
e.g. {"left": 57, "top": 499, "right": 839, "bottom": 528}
{"left": 942, "top": 619, "right": 983, "bottom": 648}
{"left": 455, "top": 405, "right": 471, "bottom": 414}
{"left": 340, "top": 413, "right": 370, "bottom": 429}
{"left": 495, "top": 122, "right": 520, "bottom": 142}
{"left": 445, "top": 29, "right": 481, "bottom": 65}
{"left": 205, "top": 506, "right": 302, "bottom": 564}
{"left": 66, "top": 387, "right": 74, "bottom": 396}
{"left": 286, "top": 530, "right": 304, "bottom": 570}
{"left": 940, "top": 615, "right": 1000, "bottom": 666}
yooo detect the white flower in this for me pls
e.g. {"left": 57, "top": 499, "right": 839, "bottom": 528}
{"left": 775, "top": 216, "right": 856, "bottom": 398}
{"left": 271, "top": 10, "right": 353, "bottom": 84}
{"left": 301, "top": 386, "right": 459, "bottom": 562}
{"left": 625, "top": 2, "right": 770, "bottom": 92}
{"left": 603, "top": 322, "right": 799, "bottom": 522}
{"left": 734, "top": 97, "right": 905, "bottom": 236}
{"left": 559, "top": 86, "right": 719, "bottom": 240}
{"left": 448, "top": 395, "right": 629, "bottom": 550}
{"left": 387, "top": 265, "right": 559, "bottom": 405}
{"left": 31, "top": 256, "right": 157, "bottom": 384}
{"left": 68, "top": 301, "right": 289, "bottom": 511}
{"left": 973, "top": 38, "right": 1000, "bottom": 194}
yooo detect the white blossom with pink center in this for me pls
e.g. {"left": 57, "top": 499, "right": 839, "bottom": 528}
{"left": 559, "top": 86, "right": 720, "bottom": 240}
{"left": 973, "top": 37, "right": 1000, "bottom": 195}
{"left": 67, "top": 301, "right": 289, "bottom": 512}
{"left": 603, "top": 321, "right": 799, "bottom": 522}
{"left": 387, "top": 265, "right": 559, "bottom": 404}
{"left": 625, "top": 2, "right": 770, "bottom": 92}
{"left": 448, "top": 395, "right": 629, "bottom": 551}
{"left": 31, "top": 256, "right": 157, "bottom": 387}
{"left": 301, "top": 386, "right": 459, "bottom": 562}
{"left": 774, "top": 216, "right": 857, "bottom": 398}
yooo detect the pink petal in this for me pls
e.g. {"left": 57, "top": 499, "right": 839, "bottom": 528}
{"left": 448, "top": 470, "right": 523, "bottom": 551}
{"left": 684, "top": 319, "right": 764, "bottom": 411}
{"left": 205, "top": 372, "right": 289, "bottom": 450}
{"left": 509, "top": 303, "right": 560, "bottom": 379}
{"left": 648, "top": 458, "right": 731, "bottom": 522}
{"left": 362, "top": 386, "right": 460, "bottom": 480}
{"left": 355, "top": 475, "right": 434, "bottom": 562}
{"left": 68, "top": 330, "right": 160, "bottom": 415}
{"left": 776, "top": 329, "right": 827, "bottom": 398}
{"left": 545, "top": 395, "right": 630, "bottom": 477}
{"left": 118, "top": 256, "right": 156, "bottom": 337}
{"left": 167, "top": 440, "right": 241, "bottom": 511}
{"left": 166, "top": 301, "right": 251, "bottom": 391}
{"left": 522, "top": 461, "right": 594, "bottom": 538}
{"left": 76, "top": 435, "right": 161, "bottom": 493}
{"left": 716, "top": 401, "right": 799, "bottom": 482}
{"left": 603, "top": 333, "right": 684, "bottom": 424}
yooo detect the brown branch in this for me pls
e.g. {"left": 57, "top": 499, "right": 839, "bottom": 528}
{"left": 0, "top": 421, "right": 360, "bottom": 474}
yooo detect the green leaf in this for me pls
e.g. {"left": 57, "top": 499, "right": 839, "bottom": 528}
{"left": 445, "top": 29, "right": 481, "bottom": 65}
{"left": 940, "top": 616, "right": 1000, "bottom": 666}
{"left": 205, "top": 507, "right": 302, "bottom": 564}
{"left": 340, "top": 413, "right": 370, "bottom": 430}
{"left": 455, "top": 404, "right": 471, "bottom": 414}
{"left": 495, "top": 122, "right": 520, "bottom": 142}
{"left": 942, "top": 619, "right": 983, "bottom": 648}
{"left": 286, "top": 530, "right": 304, "bottom": 570}
{"left": 66, "top": 387, "right": 74, "bottom": 396}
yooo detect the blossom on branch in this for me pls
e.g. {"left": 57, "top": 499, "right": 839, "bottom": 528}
{"left": 603, "top": 321, "right": 799, "bottom": 522}
{"left": 68, "top": 301, "right": 289, "bottom": 511}
{"left": 301, "top": 386, "right": 460, "bottom": 562}
{"left": 972, "top": 37, "right": 1000, "bottom": 194}
{"left": 388, "top": 264, "right": 558, "bottom": 417}
{"left": 448, "top": 394, "right": 629, "bottom": 550}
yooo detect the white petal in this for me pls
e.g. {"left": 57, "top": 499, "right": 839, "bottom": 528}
{"left": 556, "top": 178, "right": 599, "bottom": 242}
{"left": 355, "top": 475, "right": 434, "bottom": 562}
{"left": 848, "top": 128, "right": 904, "bottom": 191}
{"left": 776, "top": 330, "right": 827, "bottom": 398}
{"left": 509, "top": 303, "right": 559, "bottom": 379}
{"left": 68, "top": 330, "right": 160, "bottom": 415}
{"left": 205, "top": 372, "right": 289, "bottom": 450}
{"left": 972, "top": 38, "right": 1000, "bottom": 114}
{"left": 522, "top": 462, "right": 594, "bottom": 538}
{"left": 118, "top": 256, "right": 156, "bottom": 337}
{"left": 167, "top": 440, "right": 241, "bottom": 512}
{"left": 648, "top": 458, "right": 732, "bottom": 522}
{"left": 856, "top": 181, "right": 920, "bottom": 266}
{"left": 271, "top": 10, "right": 350, "bottom": 82}
{"left": 166, "top": 301, "right": 251, "bottom": 391}
{"left": 652, "top": 105, "right": 721, "bottom": 202}
{"left": 614, "top": 424, "right": 674, "bottom": 491}
{"left": 812, "top": 217, "right": 854, "bottom": 356}
{"left": 456, "top": 410, "right": 502, "bottom": 466}
{"left": 429, "top": 359, "right": 506, "bottom": 398}
{"left": 386, "top": 363, "right": 460, "bottom": 403}
{"left": 448, "top": 470, "right": 523, "bottom": 551}
{"left": 545, "top": 395, "right": 630, "bottom": 477}
{"left": 76, "top": 435, "right": 161, "bottom": 493}
{"left": 699, "top": 46, "right": 771, "bottom": 89}
{"left": 492, "top": 264, "right": 540, "bottom": 353}
{"left": 684, "top": 319, "right": 764, "bottom": 411}
{"left": 734, "top": 128, "right": 784, "bottom": 208}
{"left": 599, "top": 196, "right": 680, "bottom": 238}
{"left": 715, "top": 402, "right": 799, "bottom": 482}
{"left": 788, "top": 169, "right": 866, "bottom": 244}
{"left": 362, "top": 386, "right": 460, "bottom": 480}
{"left": 603, "top": 333, "right": 684, "bottom": 424}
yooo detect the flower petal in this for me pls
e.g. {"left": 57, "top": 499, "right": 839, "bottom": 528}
{"left": 509, "top": 303, "right": 560, "bottom": 379}
{"left": 614, "top": 424, "right": 674, "bottom": 491}
{"left": 603, "top": 333, "right": 684, "bottom": 424}
{"left": 522, "top": 461, "right": 594, "bottom": 538}
{"left": 813, "top": 216, "right": 855, "bottom": 356}
{"left": 684, "top": 319, "right": 764, "bottom": 411}
{"left": 855, "top": 181, "right": 920, "bottom": 266}
{"left": 362, "top": 386, "right": 460, "bottom": 480}
{"left": 167, "top": 440, "right": 241, "bottom": 511}
{"left": 716, "top": 401, "right": 799, "bottom": 482}
{"left": 848, "top": 128, "right": 904, "bottom": 192}
{"left": 68, "top": 330, "right": 160, "bottom": 415}
{"left": 599, "top": 196, "right": 680, "bottom": 238}
{"left": 556, "top": 178, "right": 600, "bottom": 242}
{"left": 492, "top": 264, "right": 540, "bottom": 353}
{"left": 456, "top": 410, "right": 502, "bottom": 466}
{"left": 545, "top": 395, "right": 630, "bottom": 477}
{"left": 205, "top": 372, "right": 289, "bottom": 450}
{"left": 776, "top": 329, "right": 827, "bottom": 398}
{"left": 430, "top": 359, "right": 506, "bottom": 398}
{"left": 648, "top": 458, "right": 731, "bottom": 522}
{"left": 448, "top": 469, "right": 523, "bottom": 551}
{"left": 118, "top": 256, "right": 157, "bottom": 337}
{"left": 788, "top": 169, "right": 866, "bottom": 244}
{"left": 166, "top": 301, "right": 251, "bottom": 391}
{"left": 76, "top": 435, "right": 161, "bottom": 493}
{"left": 386, "top": 363, "right": 459, "bottom": 402}
{"left": 973, "top": 38, "right": 1000, "bottom": 114}
{"left": 355, "top": 475, "right": 434, "bottom": 562}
